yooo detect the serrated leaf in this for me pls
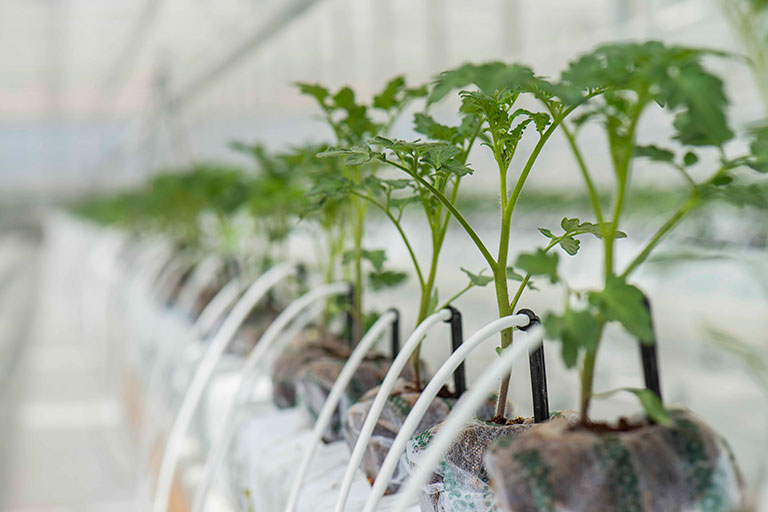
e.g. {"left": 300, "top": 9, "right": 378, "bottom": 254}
{"left": 558, "top": 236, "right": 580, "bottom": 255}
{"left": 461, "top": 267, "right": 493, "bottom": 287}
{"left": 296, "top": 82, "right": 329, "bottom": 105}
{"left": 429, "top": 62, "right": 547, "bottom": 105}
{"left": 515, "top": 249, "right": 559, "bottom": 284}
{"left": 544, "top": 309, "right": 601, "bottom": 368}
{"left": 413, "top": 113, "right": 459, "bottom": 142}
{"left": 560, "top": 217, "right": 580, "bottom": 232}
{"left": 372, "top": 75, "right": 405, "bottom": 110}
{"left": 423, "top": 144, "right": 461, "bottom": 168}
{"left": 317, "top": 147, "right": 375, "bottom": 166}
{"left": 635, "top": 144, "right": 675, "bottom": 162}
{"left": 588, "top": 276, "right": 653, "bottom": 342}
{"left": 368, "top": 269, "right": 408, "bottom": 291}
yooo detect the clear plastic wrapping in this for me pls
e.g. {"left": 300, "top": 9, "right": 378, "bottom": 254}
{"left": 342, "top": 379, "right": 459, "bottom": 493}
{"left": 270, "top": 331, "right": 343, "bottom": 408}
{"left": 485, "top": 409, "right": 744, "bottom": 512}
{"left": 295, "top": 352, "right": 394, "bottom": 442}
{"left": 406, "top": 415, "right": 537, "bottom": 512}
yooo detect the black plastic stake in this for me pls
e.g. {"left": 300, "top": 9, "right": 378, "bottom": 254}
{"left": 640, "top": 295, "right": 663, "bottom": 405}
{"left": 388, "top": 308, "right": 400, "bottom": 357}
{"left": 517, "top": 308, "right": 549, "bottom": 423}
{"left": 444, "top": 306, "right": 466, "bottom": 398}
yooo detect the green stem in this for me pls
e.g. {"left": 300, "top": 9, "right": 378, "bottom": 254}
{"left": 621, "top": 193, "right": 700, "bottom": 279}
{"left": 562, "top": 123, "right": 605, "bottom": 227}
{"left": 349, "top": 191, "right": 426, "bottom": 290}
{"left": 384, "top": 158, "right": 496, "bottom": 271}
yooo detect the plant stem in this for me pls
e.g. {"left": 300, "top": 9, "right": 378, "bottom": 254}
{"left": 621, "top": 193, "right": 700, "bottom": 279}
{"left": 351, "top": 195, "right": 365, "bottom": 343}
{"left": 562, "top": 124, "right": 605, "bottom": 228}
{"left": 385, "top": 158, "right": 497, "bottom": 271}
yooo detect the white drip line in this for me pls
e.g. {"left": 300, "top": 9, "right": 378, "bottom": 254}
{"left": 392, "top": 325, "right": 545, "bottom": 512}
{"left": 174, "top": 254, "right": 224, "bottom": 315}
{"left": 333, "top": 308, "right": 453, "bottom": 512}
{"left": 134, "top": 274, "right": 248, "bottom": 502}
{"left": 361, "top": 313, "right": 533, "bottom": 512}
{"left": 150, "top": 262, "right": 297, "bottom": 512}
{"left": 282, "top": 309, "right": 399, "bottom": 512}
{"left": 190, "top": 281, "right": 352, "bottom": 512}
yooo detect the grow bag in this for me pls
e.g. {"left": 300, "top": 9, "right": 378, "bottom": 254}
{"left": 271, "top": 329, "right": 346, "bottom": 408}
{"left": 404, "top": 311, "right": 554, "bottom": 512}
{"left": 296, "top": 350, "right": 403, "bottom": 443}
{"left": 343, "top": 379, "right": 457, "bottom": 494}
{"left": 342, "top": 310, "right": 475, "bottom": 494}
{"left": 485, "top": 410, "right": 743, "bottom": 512}
{"left": 485, "top": 298, "right": 744, "bottom": 512}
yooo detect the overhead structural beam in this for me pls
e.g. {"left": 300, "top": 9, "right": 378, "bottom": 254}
{"left": 99, "top": 0, "right": 166, "bottom": 100}
{"left": 168, "top": 0, "right": 324, "bottom": 109}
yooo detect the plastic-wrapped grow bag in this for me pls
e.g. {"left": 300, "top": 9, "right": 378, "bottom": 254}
{"left": 342, "top": 379, "right": 456, "bottom": 493}
{"left": 295, "top": 351, "right": 398, "bottom": 442}
{"left": 271, "top": 330, "right": 345, "bottom": 408}
{"left": 406, "top": 416, "right": 538, "bottom": 511}
{"left": 485, "top": 410, "right": 744, "bottom": 512}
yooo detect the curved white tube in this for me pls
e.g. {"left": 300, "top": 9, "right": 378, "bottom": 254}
{"left": 149, "top": 250, "right": 192, "bottom": 301}
{"left": 155, "top": 253, "right": 198, "bottom": 306}
{"left": 392, "top": 326, "right": 545, "bottom": 512}
{"left": 151, "top": 262, "right": 297, "bottom": 512}
{"left": 135, "top": 276, "right": 248, "bottom": 490}
{"left": 333, "top": 309, "right": 453, "bottom": 512}
{"left": 282, "top": 310, "right": 399, "bottom": 512}
{"left": 174, "top": 255, "right": 223, "bottom": 316}
{"left": 190, "top": 282, "right": 351, "bottom": 512}
{"left": 362, "top": 314, "right": 531, "bottom": 512}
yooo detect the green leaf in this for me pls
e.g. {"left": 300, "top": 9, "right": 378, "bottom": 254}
{"left": 515, "top": 249, "right": 559, "bottom": 284}
{"left": 342, "top": 248, "right": 387, "bottom": 272}
{"left": 461, "top": 267, "right": 493, "bottom": 287}
{"left": 372, "top": 75, "right": 406, "bottom": 110}
{"left": 368, "top": 270, "right": 408, "bottom": 291}
{"left": 683, "top": 151, "right": 699, "bottom": 166}
{"left": 296, "top": 82, "right": 329, "bottom": 106}
{"left": 558, "top": 236, "right": 580, "bottom": 256}
{"left": 423, "top": 144, "right": 461, "bottom": 168}
{"left": 505, "top": 267, "right": 524, "bottom": 281}
{"left": 429, "top": 62, "right": 545, "bottom": 105}
{"left": 538, "top": 227, "right": 555, "bottom": 239}
{"left": 560, "top": 217, "right": 580, "bottom": 232}
{"left": 597, "top": 388, "right": 673, "bottom": 427}
{"left": 635, "top": 145, "right": 675, "bottom": 162}
{"left": 588, "top": 276, "right": 653, "bottom": 342}
{"left": 317, "top": 146, "right": 376, "bottom": 166}
{"left": 747, "top": 123, "right": 768, "bottom": 173}
{"left": 544, "top": 309, "right": 601, "bottom": 368}
{"left": 413, "top": 113, "right": 458, "bottom": 142}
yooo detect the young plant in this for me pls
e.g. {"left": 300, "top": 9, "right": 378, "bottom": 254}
{"left": 322, "top": 63, "right": 599, "bottom": 418}
{"left": 298, "top": 77, "right": 426, "bottom": 341}
{"left": 317, "top": 105, "right": 482, "bottom": 386}
{"left": 542, "top": 41, "right": 768, "bottom": 422}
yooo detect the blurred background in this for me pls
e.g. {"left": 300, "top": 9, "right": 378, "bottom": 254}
{"left": 1, "top": 0, "right": 767, "bottom": 511}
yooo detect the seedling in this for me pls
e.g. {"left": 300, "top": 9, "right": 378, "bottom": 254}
{"left": 299, "top": 77, "right": 426, "bottom": 341}
{"left": 539, "top": 41, "right": 768, "bottom": 422}
{"left": 320, "top": 63, "right": 602, "bottom": 417}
